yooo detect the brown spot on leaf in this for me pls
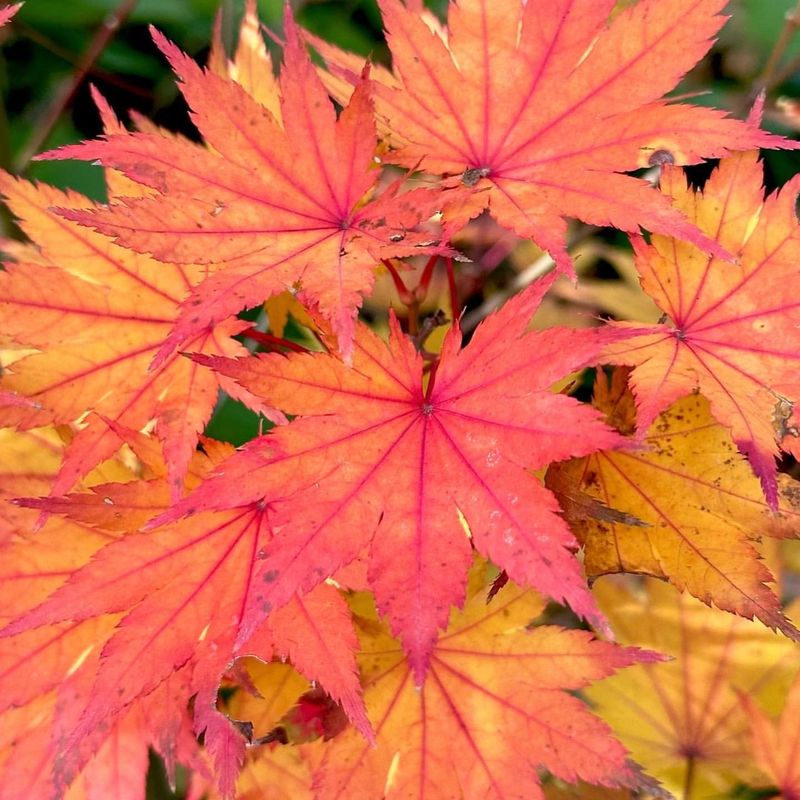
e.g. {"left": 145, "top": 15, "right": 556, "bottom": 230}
{"left": 462, "top": 166, "right": 491, "bottom": 186}
{"left": 648, "top": 149, "right": 675, "bottom": 167}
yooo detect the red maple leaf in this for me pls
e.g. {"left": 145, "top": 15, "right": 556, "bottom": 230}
{"left": 311, "top": 0, "right": 796, "bottom": 274}
{"left": 40, "top": 11, "right": 453, "bottom": 363}
{"left": 148, "top": 281, "right": 626, "bottom": 682}
{"left": 0, "top": 3, "right": 19, "bottom": 27}
{"left": 3, "top": 435, "right": 371, "bottom": 795}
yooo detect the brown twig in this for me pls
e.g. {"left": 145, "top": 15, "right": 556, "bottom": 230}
{"left": 13, "top": 0, "right": 138, "bottom": 172}
{"left": 459, "top": 224, "right": 596, "bottom": 335}
{"left": 751, "top": 0, "right": 800, "bottom": 99}
{"left": 13, "top": 21, "right": 152, "bottom": 98}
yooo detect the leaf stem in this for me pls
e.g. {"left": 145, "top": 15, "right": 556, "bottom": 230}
{"left": 414, "top": 254, "right": 439, "bottom": 302}
{"left": 444, "top": 256, "right": 459, "bottom": 321}
{"left": 382, "top": 258, "right": 415, "bottom": 306}
{"left": 424, "top": 358, "right": 440, "bottom": 400}
{"left": 241, "top": 328, "right": 309, "bottom": 353}
{"left": 682, "top": 754, "right": 696, "bottom": 800}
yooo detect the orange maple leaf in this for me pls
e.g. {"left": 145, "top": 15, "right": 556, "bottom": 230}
{"left": 4, "top": 433, "right": 370, "bottom": 796}
{"left": 587, "top": 578, "right": 800, "bottom": 798}
{"left": 741, "top": 672, "right": 800, "bottom": 799}
{"left": 42, "top": 11, "right": 451, "bottom": 364}
{"left": 0, "top": 429, "right": 204, "bottom": 798}
{"left": 316, "top": 0, "right": 793, "bottom": 273}
{"left": 603, "top": 150, "right": 800, "bottom": 506}
{"left": 0, "top": 173, "right": 280, "bottom": 500}
{"left": 6, "top": 513, "right": 369, "bottom": 792}
{"left": 149, "top": 282, "right": 627, "bottom": 682}
{"left": 316, "top": 563, "right": 664, "bottom": 799}
{"left": 547, "top": 369, "right": 800, "bottom": 637}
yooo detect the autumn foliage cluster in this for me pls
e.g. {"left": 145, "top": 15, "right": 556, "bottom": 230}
{"left": 4, "top": 0, "right": 800, "bottom": 797}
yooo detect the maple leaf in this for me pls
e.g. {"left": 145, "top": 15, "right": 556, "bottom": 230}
{"left": 315, "top": 562, "right": 663, "bottom": 799}
{"left": 0, "top": 428, "right": 206, "bottom": 797}
{"left": 4, "top": 483, "right": 370, "bottom": 794}
{"left": 314, "top": 0, "right": 793, "bottom": 273}
{"left": 41, "top": 9, "right": 451, "bottom": 364}
{"left": 586, "top": 578, "right": 800, "bottom": 798}
{"left": 207, "top": 0, "right": 281, "bottom": 121}
{"left": 204, "top": 659, "right": 322, "bottom": 800}
{"left": 0, "top": 172, "right": 280, "bottom": 499}
{"left": 740, "top": 672, "right": 800, "bottom": 799}
{"left": 0, "top": 3, "right": 19, "bottom": 27}
{"left": 148, "top": 282, "right": 626, "bottom": 682}
{"left": 602, "top": 151, "right": 800, "bottom": 507}
{"left": 546, "top": 368, "right": 800, "bottom": 638}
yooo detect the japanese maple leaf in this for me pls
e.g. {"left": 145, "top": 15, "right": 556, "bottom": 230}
{"left": 151, "top": 281, "right": 626, "bottom": 682}
{"left": 741, "top": 672, "right": 800, "bottom": 799}
{"left": 0, "top": 4, "right": 19, "bottom": 27}
{"left": 586, "top": 578, "right": 800, "bottom": 798}
{"left": 207, "top": 0, "right": 281, "bottom": 122}
{"left": 5, "top": 467, "right": 370, "bottom": 793}
{"left": 42, "top": 10, "right": 450, "bottom": 364}
{"left": 316, "top": 563, "right": 663, "bottom": 800}
{"left": 603, "top": 150, "right": 800, "bottom": 506}
{"left": 0, "top": 172, "right": 278, "bottom": 499}
{"left": 211, "top": 659, "right": 322, "bottom": 800}
{"left": 0, "top": 430, "right": 213, "bottom": 796}
{"left": 547, "top": 369, "right": 800, "bottom": 638}
{"left": 314, "top": 0, "right": 792, "bottom": 273}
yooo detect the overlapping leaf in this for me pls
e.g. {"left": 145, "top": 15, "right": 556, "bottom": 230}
{"left": 547, "top": 369, "right": 800, "bottom": 637}
{"left": 0, "top": 173, "right": 277, "bottom": 498}
{"left": 315, "top": 0, "right": 791, "bottom": 273}
{"left": 740, "top": 672, "right": 800, "bottom": 799}
{"left": 9, "top": 517, "right": 369, "bottom": 775}
{"left": 43, "top": 11, "right": 451, "bottom": 363}
{"left": 4, "top": 434, "right": 369, "bottom": 795}
{"left": 209, "top": 659, "right": 321, "bottom": 800}
{"left": 603, "top": 151, "right": 800, "bottom": 506}
{"left": 0, "top": 428, "right": 188, "bottom": 799}
{"left": 586, "top": 578, "right": 800, "bottom": 798}
{"left": 315, "top": 563, "right": 662, "bottom": 800}
{"left": 207, "top": 0, "right": 280, "bottom": 120}
{"left": 0, "top": 4, "right": 19, "bottom": 27}
{"left": 150, "top": 283, "right": 625, "bottom": 682}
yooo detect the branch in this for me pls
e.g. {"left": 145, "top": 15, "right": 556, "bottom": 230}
{"left": 459, "top": 225, "right": 596, "bottom": 335}
{"left": 14, "top": 0, "right": 138, "bottom": 172}
{"left": 753, "top": 1, "right": 800, "bottom": 96}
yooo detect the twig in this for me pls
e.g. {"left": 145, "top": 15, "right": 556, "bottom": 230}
{"left": 758, "top": 1, "right": 800, "bottom": 89}
{"left": 769, "top": 48, "right": 800, "bottom": 91}
{"left": 13, "top": 0, "right": 138, "bottom": 172}
{"left": 459, "top": 225, "right": 596, "bottom": 335}
{"left": 13, "top": 21, "right": 152, "bottom": 99}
